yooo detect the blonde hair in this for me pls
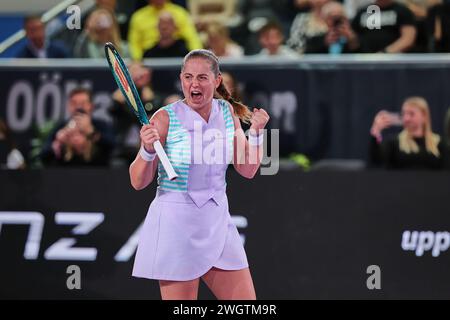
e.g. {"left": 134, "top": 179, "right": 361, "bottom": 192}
{"left": 86, "top": 8, "right": 123, "bottom": 54}
{"left": 398, "top": 96, "right": 440, "bottom": 157}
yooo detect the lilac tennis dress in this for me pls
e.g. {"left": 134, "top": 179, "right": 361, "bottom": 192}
{"left": 132, "top": 99, "right": 249, "bottom": 281}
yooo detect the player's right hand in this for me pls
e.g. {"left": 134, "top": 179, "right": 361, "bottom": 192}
{"left": 140, "top": 121, "right": 160, "bottom": 153}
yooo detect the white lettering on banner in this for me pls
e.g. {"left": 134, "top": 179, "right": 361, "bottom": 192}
{"left": 401, "top": 230, "right": 450, "bottom": 257}
{"left": 36, "top": 75, "right": 62, "bottom": 128}
{"left": 6, "top": 81, "right": 34, "bottom": 132}
{"left": 249, "top": 91, "right": 297, "bottom": 134}
{"left": 0, "top": 212, "right": 44, "bottom": 259}
{"left": 270, "top": 92, "right": 297, "bottom": 133}
{"left": 114, "top": 223, "right": 142, "bottom": 262}
{"left": 5, "top": 76, "right": 112, "bottom": 132}
{"left": 44, "top": 212, "right": 104, "bottom": 261}
{"left": 92, "top": 93, "right": 113, "bottom": 124}
{"left": 0, "top": 211, "right": 248, "bottom": 262}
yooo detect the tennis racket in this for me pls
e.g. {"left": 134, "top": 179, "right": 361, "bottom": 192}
{"left": 104, "top": 42, "right": 178, "bottom": 180}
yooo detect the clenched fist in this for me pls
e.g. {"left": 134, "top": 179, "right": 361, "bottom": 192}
{"left": 140, "top": 122, "right": 160, "bottom": 153}
{"left": 249, "top": 108, "right": 270, "bottom": 135}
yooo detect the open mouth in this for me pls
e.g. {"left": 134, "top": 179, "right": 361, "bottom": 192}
{"left": 191, "top": 90, "right": 203, "bottom": 101}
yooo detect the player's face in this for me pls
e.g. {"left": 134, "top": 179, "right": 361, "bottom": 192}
{"left": 180, "top": 58, "right": 221, "bottom": 110}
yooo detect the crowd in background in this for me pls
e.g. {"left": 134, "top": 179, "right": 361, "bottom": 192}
{"left": 2, "top": 0, "right": 450, "bottom": 170}
{"left": 14, "top": 0, "right": 450, "bottom": 59}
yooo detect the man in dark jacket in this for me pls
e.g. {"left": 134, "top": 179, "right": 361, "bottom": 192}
{"left": 16, "top": 15, "right": 70, "bottom": 58}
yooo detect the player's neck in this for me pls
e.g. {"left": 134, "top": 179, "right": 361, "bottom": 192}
{"left": 196, "top": 104, "right": 212, "bottom": 123}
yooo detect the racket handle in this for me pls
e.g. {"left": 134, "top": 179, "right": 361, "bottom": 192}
{"left": 153, "top": 140, "right": 178, "bottom": 180}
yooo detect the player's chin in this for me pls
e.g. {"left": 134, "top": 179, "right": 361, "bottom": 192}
{"left": 187, "top": 97, "right": 204, "bottom": 108}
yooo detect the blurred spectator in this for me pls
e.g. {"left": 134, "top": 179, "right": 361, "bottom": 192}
{"left": 398, "top": 0, "right": 442, "bottom": 52}
{"left": 16, "top": 15, "right": 70, "bottom": 58}
{"left": 50, "top": 0, "right": 123, "bottom": 54}
{"left": 241, "top": 0, "right": 295, "bottom": 30}
{"left": 305, "top": 1, "right": 359, "bottom": 54}
{"left": 257, "top": 21, "right": 299, "bottom": 57}
{"left": 369, "top": 97, "right": 448, "bottom": 170}
{"left": 428, "top": 1, "right": 450, "bottom": 52}
{"left": 293, "top": 0, "right": 313, "bottom": 11}
{"left": 188, "top": 0, "right": 238, "bottom": 28}
{"left": 351, "top": 0, "right": 417, "bottom": 53}
{"left": 143, "top": 11, "right": 189, "bottom": 58}
{"left": 287, "top": 0, "right": 330, "bottom": 54}
{"left": 74, "top": 8, "right": 129, "bottom": 58}
{"left": 0, "top": 119, "right": 25, "bottom": 169}
{"left": 110, "top": 63, "right": 163, "bottom": 164}
{"left": 342, "top": 0, "right": 375, "bottom": 19}
{"left": 237, "top": 0, "right": 294, "bottom": 54}
{"left": 93, "top": 0, "right": 131, "bottom": 39}
{"left": 128, "top": 0, "right": 202, "bottom": 60}
{"left": 205, "top": 22, "right": 244, "bottom": 57}
{"left": 39, "top": 88, "right": 115, "bottom": 167}
{"left": 398, "top": 0, "right": 441, "bottom": 18}
{"left": 95, "top": 0, "right": 117, "bottom": 13}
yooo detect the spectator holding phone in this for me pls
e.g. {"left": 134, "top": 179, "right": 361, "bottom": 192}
{"left": 39, "top": 88, "right": 115, "bottom": 167}
{"left": 305, "top": 1, "right": 359, "bottom": 54}
{"left": 369, "top": 97, "right": 448, "bottom": 170}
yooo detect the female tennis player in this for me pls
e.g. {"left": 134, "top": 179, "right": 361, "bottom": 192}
{"left": 130, "top": 49, "right": 269, "bottom": 300}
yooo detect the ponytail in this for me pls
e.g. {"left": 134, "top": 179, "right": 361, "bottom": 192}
{"left": 216, "top": 79, "right": 252, "bottom": 124}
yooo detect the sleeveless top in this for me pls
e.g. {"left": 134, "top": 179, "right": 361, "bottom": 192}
{"left": 156, "top": 99, "right": 234, "bottom": 208}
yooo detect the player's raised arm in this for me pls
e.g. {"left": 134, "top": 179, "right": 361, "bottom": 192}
{"left": 129, "top": 110, "right": 169, "bottom": 190}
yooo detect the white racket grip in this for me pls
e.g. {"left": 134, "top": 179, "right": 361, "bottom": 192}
{"left": 153, "top": 140, "right": 178, "bottom": 180}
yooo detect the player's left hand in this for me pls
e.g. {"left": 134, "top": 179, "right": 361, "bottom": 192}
{"left": 249, "top": 108, "right": 270, "bottom": 135}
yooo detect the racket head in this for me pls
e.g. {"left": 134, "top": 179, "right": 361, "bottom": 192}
{"left": 104, "top": 42, "right": 149, "bottom": 125}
